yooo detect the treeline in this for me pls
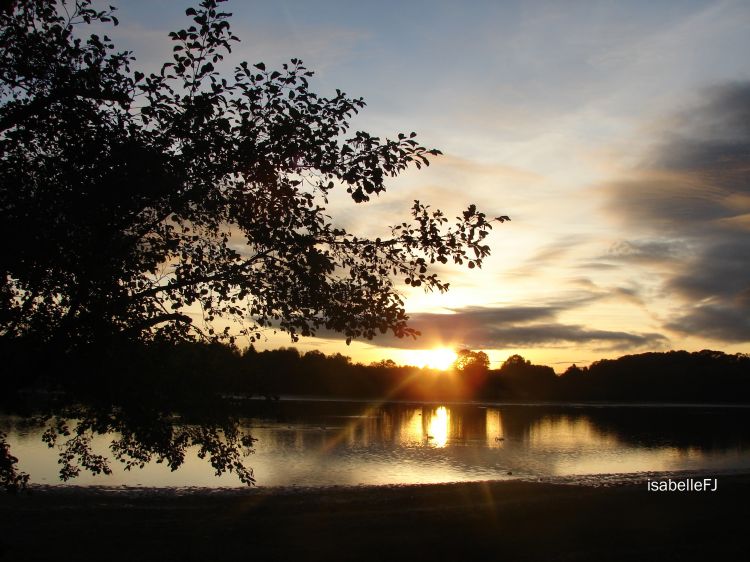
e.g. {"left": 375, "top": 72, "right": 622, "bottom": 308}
{"left": 555, "top": 350, "right": 750, "bottom": 403}
{"left": 3, "top": 339, "right": 750, "bottom": 404}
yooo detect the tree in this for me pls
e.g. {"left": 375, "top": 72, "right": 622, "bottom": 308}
{"left": 0, "top": 431, "right": 29, "bottom": 492}
{"left": 498, "top": 354, "right": 557, "bottom": 399}
{"left": 453, "top": 349, "right": 490, "bottom": 374}
{"left": 0, "top": 0, "right": 507, "bottom": 357}
{"left": 501, "top": 354, "right": 530, "bottom": 370}
{"left": 453, "top": 348, "right": 490, "bottom": 393}
{"left": 40, "top": 402, "right": 256, "bottom": 486}
{"left": 2, "top": 398, "right": 256, "bottom": 492}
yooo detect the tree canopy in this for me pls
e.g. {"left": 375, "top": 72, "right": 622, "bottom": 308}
{"left": 453, "top": 349, "right": 490, "bottom": 374}
{"left": 0, "top": 0, "right": 507, "bottom": 355}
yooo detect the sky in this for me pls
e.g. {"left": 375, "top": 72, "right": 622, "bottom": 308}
{"left": 102, "top": 0, "right": 750, "bottom": 369}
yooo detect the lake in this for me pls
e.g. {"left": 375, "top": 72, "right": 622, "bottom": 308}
{"left": 3, "top": 400, "right": 750, "bottom": 488}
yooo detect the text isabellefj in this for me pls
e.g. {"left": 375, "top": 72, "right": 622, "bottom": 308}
{"left": 647, "top": 478, "right": 718, "bottom": 492}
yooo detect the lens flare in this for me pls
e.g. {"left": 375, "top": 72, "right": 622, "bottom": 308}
{"left": 405, "top": 348, "right": 457, "bottom": 370}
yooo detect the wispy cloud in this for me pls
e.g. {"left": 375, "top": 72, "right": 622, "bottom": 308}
{"left": 602, "top": 82, "right": 750, "bottom": 342}
{"left": 316, "top": 296, "right": 666, "bottom": 351}
{"left": 605, "top": 239, "right": 691, "bottom": 263}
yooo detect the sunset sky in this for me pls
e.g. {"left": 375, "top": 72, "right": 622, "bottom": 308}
{"left": 107, "top": 0, "right": 750, "bottom": 369}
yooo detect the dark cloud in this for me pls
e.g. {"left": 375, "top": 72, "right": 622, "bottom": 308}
{"left": 400, "top": 304, "right": 571, "bottom": 347}
{"left": 656, "top": 83, "right": 750, "bottom": 172}
{"left": 317, "top": 299, "right": 667, "bottom": 351}
{"left": 659, "top": 139, "right": 750, "bottom": 176}
{"left": 603, "top": 82, "right": 750, "bottom": 342}
{"left": 605, "top": 239, "right": 691, "bottom": 264}
{"left": 665, "top": 304, "right": 750, "bottom": 343}
{"left": 605, "top": 177, "right": 730, "bottom": 233}
{"left": 606, "top": 83, "right": 750, "bottom": 231}
{"left": 667, "top": 240, "right": 750, "bottom": 301}
{"left": 473, "top": 324, "right": 667, "bottom": 350}
{"left": 575, "top": 261, "right": 619, "bottom": 270}
{"left": 672, "top": 82, "right": 749, "bottom": 184}
{"left": 386, "top": 308, "right": 666, "bottom": 350}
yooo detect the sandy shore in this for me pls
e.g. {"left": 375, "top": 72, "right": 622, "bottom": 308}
{"left": 2, "top": 475, "right": 748, "bottom": 561}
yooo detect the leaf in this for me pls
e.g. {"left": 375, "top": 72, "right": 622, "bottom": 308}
{"left": 0, "top": 0, "right": 506, "bottom": 360}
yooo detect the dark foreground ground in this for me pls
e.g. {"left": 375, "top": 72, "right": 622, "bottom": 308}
{"left": 1, "top": 475, "right": 748, "bottom": 561}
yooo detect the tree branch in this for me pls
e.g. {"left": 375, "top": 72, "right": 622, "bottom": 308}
{"left": 132, "top": 249, "right": 276, "bottom": 301}
{"left": 122, "top": 312, "right": 192, "bottom": 336}
{"left": 0, "top": 86, "right": 130, "bottom": 132}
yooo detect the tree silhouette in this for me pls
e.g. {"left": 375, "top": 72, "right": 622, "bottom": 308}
{"left": 0, "top": 0, "right": 508, "bottom": 355}
{"left": 453, "top": 349, "right": 490, "bottom": 394}
{"left": 0, "top": 431, "right": 29, "bottom": 492}
{"left": 453, "top": 349, "right": 490, "bottom": 374}
{"left": 501, "top": 354, "right": 530, "bottom": 369}
{"left": 495, "top": 354, "right": 558, "bottom": 399}
{"left": 40, "top": 403, "right": 256, "bottom": 486}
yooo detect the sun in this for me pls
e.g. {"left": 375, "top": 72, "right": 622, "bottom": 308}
{"left": 410, "top": 347, "right": 457, "bottom": 371}
{"left": 427, "top": 348, "right": 458, "bottom": 370}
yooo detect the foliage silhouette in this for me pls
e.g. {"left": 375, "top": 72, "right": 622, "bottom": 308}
{"left": 557, "top": 349, "right": 750, "bottom": 402}
{"left": 486, "top": 354, "right": 558, "bottom": 400}
{"left": 3, "top": 345, "right": 750, "bottom": 491}
{"left": 1, "top": 394, "right": 256, "bottom": 492}
{"left": 53, "top": 341, "right": 744, "bottom": 405}
{"left": 0, "top": 431, "right": 29, "bottom": 492}
{"left": 452, "top": 348, "right": 490, "bottom": 393}
{"left": 0, "top": 0, "right": 507, "bottom": 358}
{"left": 39, "top": 402, "right": 256, "bottom": 485}
{"left": 453, "top": 349, "right": 490, "bottom": 373}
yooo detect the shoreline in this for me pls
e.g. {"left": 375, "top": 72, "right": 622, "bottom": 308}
{"left": 3, "top": 474, "right": 748, "bottom": 561}
{"left": 205, "top": 393, "right": 750, "bottom": 408}
{"left": 15, "top": 466, "right": 750, "bottom": 495}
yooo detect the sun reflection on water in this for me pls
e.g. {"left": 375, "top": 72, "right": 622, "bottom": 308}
{"left": 5, "top": 403, "right": 750, "bottom": 488}
{"left": 528, "top": 416, "right": 619, "bottom": 449}
{"left": 399, "top": 409, "right": 423, "bottom": 445}
{"left": 485, "top": 409, "right": 504, "bottom": 448}
{"left": 427, "top": 406, "right": 449, "bottom": 448}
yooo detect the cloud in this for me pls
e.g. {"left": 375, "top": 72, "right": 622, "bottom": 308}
{"left": 667, "top": 239, "right": 750, "bottom": 301}
{"left": 430, "top": 154, "right": 545, "bottom": 185}
{"left": 388, "top": 306, "right": 666, "bottom": 350}
{"left": 655, "top": 83, "right": 750, "bottom": 172}
{"left": 665, "top": 304, "right": 750, "bottom": 343}
{"left": 602, "top": 82, "right": 750, "bottom": 342}
{"left": 325, "top": 150, "right": 532, "bottom": 241}
{"left": 506, "top": 235, "right": 589, "bottom": 277}
{"left": 604, "top": 174, "right": 730, "bottom": 233}
{"left": 605, "top": 239, "right": 691, "bottom": 265}
{"left": 315, "top": 298, "right": 666, "bottom": 351}
{"left": 469, "top": 324, "right": 667, "bottom": 350}
{"left": 574, "top": 261, "right": 619, "bottom": 270}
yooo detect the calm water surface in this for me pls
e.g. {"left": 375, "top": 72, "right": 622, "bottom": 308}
{"left": 3, "top": 400, "right": 750, "bottom": 487}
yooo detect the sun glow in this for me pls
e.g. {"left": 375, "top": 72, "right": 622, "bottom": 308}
{"left": 406, "top": 348, "right": 458, "bottom": 370}
{"left": 427, "top": 406, "right": 450, "bottom": 448}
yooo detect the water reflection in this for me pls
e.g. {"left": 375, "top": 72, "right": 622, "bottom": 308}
{"left": 0, "top": 401, "right": 256, "bottom": 491}
{"left": 528, "top": 415, "right": 619, "bottom": 449}
{"left": 398, "top": 409, "right": 422, "bottom": 446}
{"left": 2, "top": 401, "right": 750, "bottom": 488}
{"left": 426, "top": 406, "right": 449, "bottom": 447}
{"left": 485, "top": 409, "right": 504, "bottom": 448}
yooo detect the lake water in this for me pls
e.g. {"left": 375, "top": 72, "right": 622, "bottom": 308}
{"left": 3, "top": 400, "right": 750, "bottom": 488}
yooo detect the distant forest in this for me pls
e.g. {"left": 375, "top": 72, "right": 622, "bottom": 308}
{"left": 4, "top": 341, "right": 749, "bottom": 405}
